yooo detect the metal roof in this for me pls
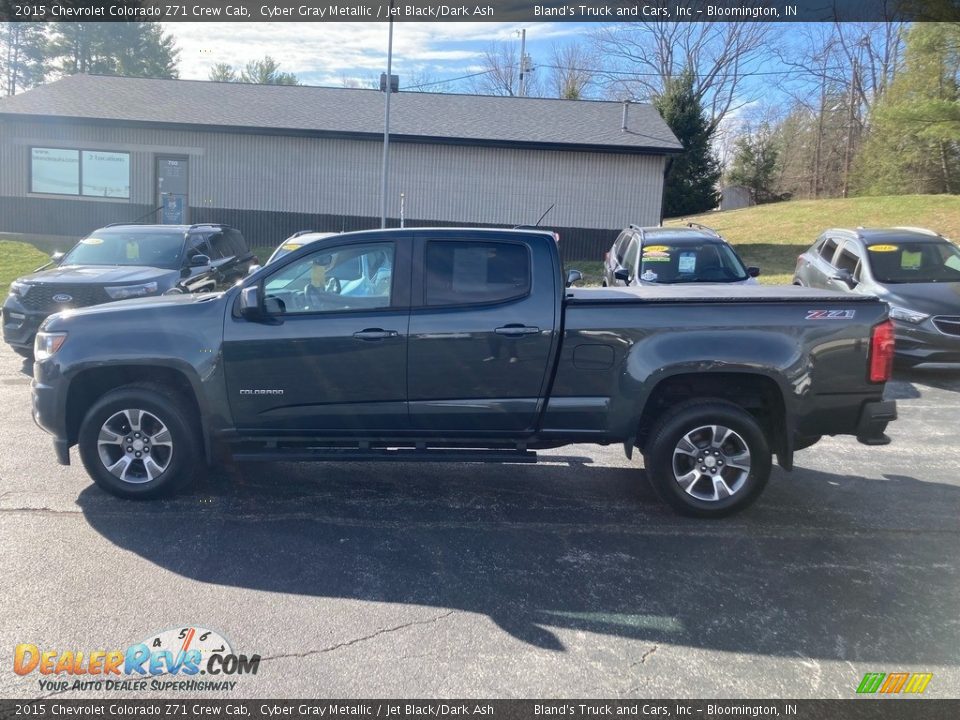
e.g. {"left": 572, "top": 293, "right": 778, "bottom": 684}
{"left": 829, "top": 227, "right": 947, "bottom": 243}
{"left": 0, "top": 74, "right": 683, "bottom": 154}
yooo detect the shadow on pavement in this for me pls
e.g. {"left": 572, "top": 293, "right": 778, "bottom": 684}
{"left": 76, "top": 457, "right": 960, "bottom": 664}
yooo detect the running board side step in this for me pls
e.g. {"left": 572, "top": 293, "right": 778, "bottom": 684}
{"left": 231, "top": 447, "right": 539, "bottom": 464}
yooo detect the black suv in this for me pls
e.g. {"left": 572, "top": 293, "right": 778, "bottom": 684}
{"left": 3, "top": 223, "right": 254, "bottom": 355}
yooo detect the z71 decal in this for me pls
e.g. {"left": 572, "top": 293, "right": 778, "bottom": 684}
{"left": 806, "top": 309, "right": 856, "bottom": 320}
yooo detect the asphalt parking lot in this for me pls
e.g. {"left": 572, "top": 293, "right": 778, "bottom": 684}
{"left": 0, "top": 343, "right": 958, "bottom": 699}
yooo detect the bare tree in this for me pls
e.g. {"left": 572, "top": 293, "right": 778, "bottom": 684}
{"left": 592, "top": 17, "right": 774, "bottom": 133}
{"left": 469, "top": 38, "right": 541, "bottom": 97}
{"left": 548, "top": 41, "right": 598, "bottom": 100}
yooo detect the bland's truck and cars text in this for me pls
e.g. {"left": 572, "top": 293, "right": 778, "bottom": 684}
{"left": 31, "top": 228, "right": 897, "bottom": 517}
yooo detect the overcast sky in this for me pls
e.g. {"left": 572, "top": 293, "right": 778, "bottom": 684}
{"left": 167, "top": 22, "right": 588, "bottom": 91}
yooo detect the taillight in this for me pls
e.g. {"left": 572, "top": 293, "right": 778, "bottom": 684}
{"left": 869, "top": 320, "right": 895, "bottom": 383}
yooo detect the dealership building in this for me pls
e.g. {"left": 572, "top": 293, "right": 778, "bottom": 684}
{"left": 0, "top": 74, "right": 681, "bottom": 259}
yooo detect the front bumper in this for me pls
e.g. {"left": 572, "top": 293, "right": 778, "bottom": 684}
{"left": 31, "top": 358, "right": 71, "bottom": 465}
{"left": 894, "top": 320, "right": 960, "bottom": 365}
{"left": 2, "top": 298, "right": 46, "bottom": 349}
{"left": 856, "top": 399, "right": 897, "bottom": 446}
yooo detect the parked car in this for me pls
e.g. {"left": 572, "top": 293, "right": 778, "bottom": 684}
{"left": 794, "top": 227, "right": 960, "bottom": 367}
{"left": 3, "top": 224, "right": 255, "bottom": 356}
{"left": 259, "top": 230, "right": 338, "bottom": 268}
{"left": 603, "top": 224, "right": 759, "bottom": 287}
{"left": 31, "top": 228, "right": 896, "bottom": 518}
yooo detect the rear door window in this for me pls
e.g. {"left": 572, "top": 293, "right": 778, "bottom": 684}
{"left": 835, "top": 243, "right": 861, "bottom": 274}
{"left": 425, "top": 241, "right": 530, "bottom": 306}
{"left": 819, "top": 238, "right": 840, "bottom": 265}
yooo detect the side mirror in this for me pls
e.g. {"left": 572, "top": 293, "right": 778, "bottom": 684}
{"left": 50, "top": 251, "right": 65, "bottom": 264}
{"left": 565, "top": 269, "right": 583, "bottom": 288}
{"left": 832, "top": 268, "right": 856, "bottom": 287}
{"left": 747, "top": 266, "right": 761, "bottom": 278}
{"left": 247, "top": 264, "right": 262, "bottom": 276}
{"left": 239, "top": 285, "right": 262, "bottom": 319}
{"left": 190, "top": 254, "right": 211, "bottom": 268}
{"left": 614, "top": 267, "right": 631, "bottom": 284}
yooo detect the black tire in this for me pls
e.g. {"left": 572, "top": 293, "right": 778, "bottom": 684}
{"left": 77, "top": 383, "right": 201, "bottom": 499}
{"left": 643, "top": 400, "right": 772, "bottom": 518}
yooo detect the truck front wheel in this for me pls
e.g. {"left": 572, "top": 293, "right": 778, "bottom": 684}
{"left": 643, "top": 400, "right": 771, "bottom": 518}
{"left": 77, "top": 384, "right": 200, "bottom": 499}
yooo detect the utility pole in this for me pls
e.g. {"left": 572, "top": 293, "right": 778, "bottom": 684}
{"left": 379, "top": 0, "right": 395, "bottom": 228}
{"left": 517, "top": 28, "right": 527, "bottom": 97}
{"left": 842, "top": 54, "right": 858, "bottom": 199}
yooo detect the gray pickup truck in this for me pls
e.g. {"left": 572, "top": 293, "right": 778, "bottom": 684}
{"left": 30, "top": 228, "right": 897, "bottom": 517}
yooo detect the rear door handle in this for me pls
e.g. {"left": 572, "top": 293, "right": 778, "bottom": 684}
{"left": 495, "top": 325, "right": 540, "bottom": 337}
{"left": 353, "top": 328, "right": 398, "bottom": 341}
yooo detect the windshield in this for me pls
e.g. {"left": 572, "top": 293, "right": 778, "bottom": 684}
{"left": 638, "top": 242, "right": 749, "bottom": 283}
{"left": 61, "top": 229, "right": 185, "bottom": 268}
{"left": 866, "top": 241, "right": 960, "bottom": 283}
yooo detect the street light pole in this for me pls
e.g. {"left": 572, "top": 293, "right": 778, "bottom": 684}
{"left": 379, "top": 0, "right": 394, "bottom": 228}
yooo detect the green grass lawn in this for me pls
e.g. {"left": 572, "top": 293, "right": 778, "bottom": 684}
{"left": 664, "top": 194, "right": 960, "bottom": 285}
{"left": 0, "top": 239, "right": 54, "bottom": 291}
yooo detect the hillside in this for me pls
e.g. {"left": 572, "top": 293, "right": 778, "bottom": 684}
{"left": 665, "top": 194, "right": 960, "bottom": 285}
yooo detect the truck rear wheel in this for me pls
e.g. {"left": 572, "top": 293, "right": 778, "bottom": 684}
{"left": 77, "top": 384, "right": 200, "bottom": 499}
{"left": 643, "top": 400, "right": 771, "bottom": 518}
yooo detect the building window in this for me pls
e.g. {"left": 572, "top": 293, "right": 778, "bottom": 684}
{"left": 30, "top": 147, "right": 130, "bottom": 199}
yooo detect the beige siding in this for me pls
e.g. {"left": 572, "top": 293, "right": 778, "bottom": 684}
{"left": 0, "top": 119, "right": 667, "bottom": 229}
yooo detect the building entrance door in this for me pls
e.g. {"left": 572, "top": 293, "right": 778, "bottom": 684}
{"left": 156, "top": 156, "right": 189, "bottom": 224}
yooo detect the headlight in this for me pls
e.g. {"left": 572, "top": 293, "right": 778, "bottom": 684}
{"left": 104, "top": 282, "right": 159, "bottom": 300}
{"left": 9, "top": 280, "right": 30, "bottom": 296}
{"left": 34, "top": 331, "right": 67, "bottom": 361}
{"left": 888, "top": 305, "right": 929, "bottom": 324}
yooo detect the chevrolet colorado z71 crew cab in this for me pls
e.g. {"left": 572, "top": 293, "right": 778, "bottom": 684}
{"left": 30, "top": 228, "right": 897, "bottom": 517}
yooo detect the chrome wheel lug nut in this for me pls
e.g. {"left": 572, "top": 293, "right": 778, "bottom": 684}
{"left": 126, "top": 447, "right": 132, "bottom": 453}
{"left": 135, "top": 452, "right": 141, "bottom": 458}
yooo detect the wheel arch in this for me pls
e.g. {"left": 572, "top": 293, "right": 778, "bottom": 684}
{"left": 65, "top": 364, "right": 206, "bottom": 458}
{"left": 634, "top": 371, "right": 792, "bottom": 470}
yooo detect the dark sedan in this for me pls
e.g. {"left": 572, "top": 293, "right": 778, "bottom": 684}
{"left": 794, "top": 227, "right": 960, "bottom": 366}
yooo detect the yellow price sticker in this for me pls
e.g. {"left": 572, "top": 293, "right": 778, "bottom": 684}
{"left": 868, "top": 244, "right": 898, "bottom": 252}
{"left": 643, "top": 245, "right": 671, "bottom": 254}
{"left": 81, "top": 237, "right": 104, "bottom": 245}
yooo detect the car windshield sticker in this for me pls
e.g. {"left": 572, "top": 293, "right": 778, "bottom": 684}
{"left": 641, "top": 269, "right": 659, "bottom": 281}
{"left": 901, "top": 250, "right": 922, "bottom": 269}
{"left": 642, "top": 255, "right": 670, "bottom": 262}
{"left": 643, "top": 245, "right": 670, "bottom": 254}
{"left": 283, "top": 243, "right": 302, "bottom": 251}
{"left": 678, "top": 253, "right": 697, "bottom": 273}
{"left": 126, "top": 241, "right": 139, "bottom": 260}
{"left": 868, "top": 244, "right": 898, "bottom": 252}
{"left": 81, "top": 237, "right": 104, "bottom": 245}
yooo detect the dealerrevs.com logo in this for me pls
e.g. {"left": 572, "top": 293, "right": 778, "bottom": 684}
{"left": 13, "top": 626, "right": 261, "bottom": 693}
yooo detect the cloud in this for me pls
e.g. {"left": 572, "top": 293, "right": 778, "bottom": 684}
{"left": 167, "top": 21, "right": 592, "bottom": 86}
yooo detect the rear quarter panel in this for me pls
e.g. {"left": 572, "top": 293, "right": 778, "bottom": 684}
{"left": 543, "top": 295, "right": 889, "bottom": 441}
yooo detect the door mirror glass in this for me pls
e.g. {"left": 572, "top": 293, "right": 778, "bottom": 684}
{"left": 747, "top": 266, "right": 761, "bottom": 277}
{"left": 239, "top": 285, "right": 262, "bottom": 318}
{"left": 566, "top": 269, "right": 583, "bottom": 288}
{"left": 247, "top": 264, "right": 262, "bottom": 276}
{"left": 190, "top": 254, "right": 211, "bottom": 268}
{"left": 614, "top": 267, "right": 631, "bottom": 283}
{"left": 50, "top": 251, "right": 65, "bottom": 264}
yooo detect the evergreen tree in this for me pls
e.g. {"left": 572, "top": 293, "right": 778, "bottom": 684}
{"left": 48, "top": 23, "right": 178, "bottom": 79}
{"left": 655, "top": 69, "right": 721, "bottom": 217}
{"left": 854, "top": 23, "right": 960, "bottom": 195}
{"left": 0, "top": 22, "right": 48, "bottom": 95}
{"left": 727, "top": 123, "right": 781, "bottom": 203}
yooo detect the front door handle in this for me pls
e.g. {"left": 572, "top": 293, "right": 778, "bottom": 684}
{"left": 353, "top": 328, "right": 399, "bottom": 341}
{"left": 494, "top": 325, "right": 540, "bottom": 337}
